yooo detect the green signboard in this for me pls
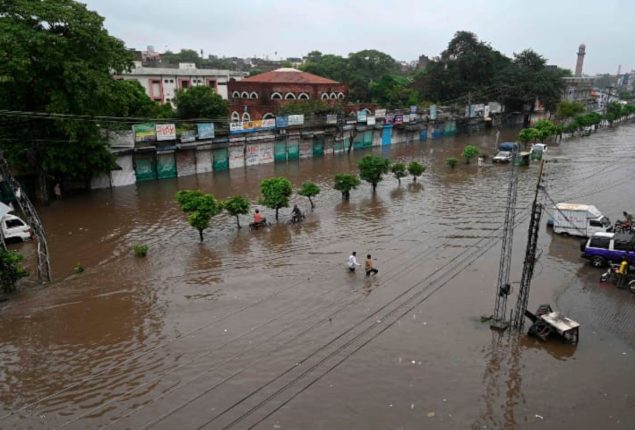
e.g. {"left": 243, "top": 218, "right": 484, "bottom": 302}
{"left": 274, "top": 141, "right": 287, "bottom": 162}
{"left": 213, "top": 148, "right": 229, "bottom": 171}
{"left": 135, "top": 156, "right": 157, "bottom": 182}
{"left": 132, "top": 123, "right": 156, "bottom": 143}
{"left": 157, "top": 153, "right": 177, "bottom": 179}
{"left": 353, "top": 136, "right": 364, "bottom": 150}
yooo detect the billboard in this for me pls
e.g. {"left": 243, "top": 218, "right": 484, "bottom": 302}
{"left": 132, "top": 123, "right": 156, "bottom": 143}
{"left": 375, "top": 109, "right": 386, "bottom": 119}
{"left": 367, "top": 116, "right": 376, "bottom": 126}
{"left": 393, "top": 114, "right": 403, "bottom": 125}
{"left": 197, "top": 123, "right": 215, "bottom": 139}
{"left": 156, "top": 123, "right": 176, "bottom": 141}
{"left": 229, "top": 119, "right": 276, "bottom": 134}
{"left": 429, "top": 105, "right": 437, "bottom": 120}
{"left": 180, "top": 130, "right": 196, "bottom": 143}
{"left": 326, "top": 114, "right": 338, "bottom": 125}
{"left": 357, "top": 111, "right": 368, "bottom": 123}
{"left": 385, "top": 112, "right": 394, "bottom": 124}
{"left": 410, "top": 105, "right": 417, "bottom": 114}
{"left": 288, "top": 114, "right": 304, "bottom": 126}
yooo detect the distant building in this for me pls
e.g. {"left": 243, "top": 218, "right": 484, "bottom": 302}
{"left": 562, "top": 76, "right": 595, "bottom": 110}
{"left": 115, "top": 61, "right": 247, "bottom": 104}
{"left": 227, "top": 68, "right": 348, "bottom": 121}
{"left": 416, "top": 55, "right": 430, "bottom": 71}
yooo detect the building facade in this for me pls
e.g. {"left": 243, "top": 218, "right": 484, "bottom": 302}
{"left": 227, "top": 68, "right": 348, "bottom": 121}
{"left": 562, "top": 77, "right": 595, "bottom": 110}
{"left": 115, "top": 62, "right": 248, "bottom": 104}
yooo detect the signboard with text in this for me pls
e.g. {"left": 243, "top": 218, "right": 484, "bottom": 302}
{"left": 366, "top": 116, "right": 376, "bottom": 126}
{"left": 357, "top": 111, "right": 368, "bottom": 123}
{"left": 156, "top": 123, "right": 176, "bottom": 141}
{"left": 229, "top": 119, "right": 276, "bottom": 134}
{"left": 326, "top": 114, "right": 338, "bottom": 125}
{"left": 132, "top": 123, "right": 156, "bottom": 143}
{"left": 375, "top": 109, "right": 386, "bottom": 119}
{"left": 197, "top": 123, "right": 215, "bottom": 139}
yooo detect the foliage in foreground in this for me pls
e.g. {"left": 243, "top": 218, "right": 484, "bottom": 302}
{"left": 334, "top": 174, "right": 361, "bottom": 200}
{"left": 298, "top": 182, "right": 321, "bottom": 208}
{"left": 0, "top": 249, "right": 27, "bottom": 294}
{"left": 259, "top": 177, "right": 293, "bottom": 221}
{"left": 176, "top": 190, "right": 222, "bottom": 241}
{"left": 358, "top": 155, "right": 391, "bottom": 192}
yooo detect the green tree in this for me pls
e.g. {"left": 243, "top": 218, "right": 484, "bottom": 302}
{"left": 334, "top": 174, "right": 361, "bottom": 200}
{"left": 173, "top": 86, "right": 228, "bottom": 119}
{"left": 518, "top": 128, "right": 539, "bottom": 148}
{"left": 407, "top": 161, "right": 426, "bottom": 182}
{"left": 176, "top": 190, "right": 222, "bottom": 241}
{"left": 223, "top": 195, "right": 250, "bottom": 229}
{"left": 370, "top": 75, "right": 419, "bottom": 108}
{"left": 556, "top": 101, "right": 585, "bottom": 120}
{"left": 161, "top": 49, "right": 202, "bottom": 66}
{"left": 446, "top": 157, "right": 458, "bottom": 168}
{"left": 390, "top": 162, "right": 408, "bottom": 185}
{"left": 0, "top": 0, "right": 134, "bottom": 201}
{"left": 358, "top": 155, "right": 391, "bottom": 192}
{"left": 298, "top": 182, "right": 320, "bottom": 209}
{"left": 259, "top": 177, "right": 293, "bottom": 221}
{"left": 461, "top": 145, "right": 480, "bottom": 164}
{"left": 0, "top": 249, "right": 28, "bottom": 294}
{"left": 533, "top": 119, "right": 557, "bottom": 142}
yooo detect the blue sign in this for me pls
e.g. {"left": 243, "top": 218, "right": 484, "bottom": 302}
{"left": 276, "top": 116, "right": 289, "bottom": 128}
{"left": 197, "top": 123, "right": 215, "bottom": 139}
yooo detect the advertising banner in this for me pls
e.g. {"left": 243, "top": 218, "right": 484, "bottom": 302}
{"left": 357, "top": 111, "right": 368, "bottom": 123}
{"left": 229, "top": 119, "right": 276, "bottom": 134}
{"left": 429, "top": 105, "right": 437, "bottom": 120}
{"left": 366, "top": 116, "right": 376, "bottom": 126}
{"left": 394, "top": 114, "right": 403, "bottom": 125}
{"left": 180, "top": 130, "right": 196, "bottom": 143}
{"left": 403, "top": 114, "right": 410, "bottom": 123}
{"left": 409, "top": 113, "right": 418, "bottom": 122}
{"left": 197, "top": 123, "right": 215, "bottom": 139}
{"left": 385, "top": 112, "right": 394, "bottom": 124}
{"left": 375, "top": 109, "right": 386, "bottom": 119}
{"left": 410, "top": 105, "right": 417, "bottom": 114}
{"left": 275, "top": 116, "right": 288, "bottom": 128}
{"left": 484, "top": 105, "right": 491, "bottom": 119}
{"left": 156, "top": 123, "right": 176, "bottom": 141}
{"left": 326, "top": 114, "right": 338, "bottom": 125}
{"left": 132, "top": 123, "right": 156, "bottom": 143}
{"left": 287, "top": 114, "right": 304, "bottom": 126}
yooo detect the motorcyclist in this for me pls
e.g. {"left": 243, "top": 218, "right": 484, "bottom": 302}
{"left": 252, "top": 209, "right": 266, "bottom": 227}
{"left": 291, "top": 204, "right": 303, "bottom": 223}
{"left": 623, "top": 211, "right": 633, "bottom": 227}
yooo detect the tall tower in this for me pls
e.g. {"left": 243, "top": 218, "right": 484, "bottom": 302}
{"left": 575, "top": 44, "right": 586, "bottom": 77}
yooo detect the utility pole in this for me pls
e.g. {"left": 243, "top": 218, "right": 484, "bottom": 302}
{"left": 511, "top": 159, "right": 545, "bottom": 331}
{"left": 491, "top": 148, "right": 519, "bottom": 331}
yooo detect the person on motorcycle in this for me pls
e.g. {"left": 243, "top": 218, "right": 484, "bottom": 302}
{"left": 291, "top": 204, "right": 303, "bottom": 223}
{"left": 253, "top": 209, "right": 265, "bottom": 225}
{"left": 623, "top": 211, "right": 633, "bottom": 227}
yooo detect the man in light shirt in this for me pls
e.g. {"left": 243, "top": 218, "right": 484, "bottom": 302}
{"left": 347, "top": 251, "right": 361, "bottom": 272}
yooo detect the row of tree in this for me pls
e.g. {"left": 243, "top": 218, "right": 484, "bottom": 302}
{"left": 176, "top": 156, "right": 426, "bottom": 241}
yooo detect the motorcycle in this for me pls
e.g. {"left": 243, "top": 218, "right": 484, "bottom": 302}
{"left": 600, "top": 262, "right": 620, "bottom": 283}
{"left": 289, "top": 212, "right": 305, "bottom": 224}
{"left": 249, "top": 219, "right": 269, "bottom": 231}
{"left": 614, "top": 220, "right": 633, "bottom": 233}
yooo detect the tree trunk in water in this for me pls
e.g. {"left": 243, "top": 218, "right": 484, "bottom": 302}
{"left": 343, "top": 191, "right": 349, "bottom": 200}
{"left": 308, "top": 197, "right": 314, "bottom": 209}
{"left": 236, "top": 215, "right": 241, "bottom": 229}
{"left": 413, "top": 176, "right": 417, "bottom": 182}
{"left": 372, "top": 183, "right": 377, "bottom": 193}
{"left": 397, "top": 178, "right": 401, "bottom": 185}
{"left": 198, "top": 229, "right": 204, "bottom": 242}
{"left": 275, "top": 208, "right": 279, "bottom": 221}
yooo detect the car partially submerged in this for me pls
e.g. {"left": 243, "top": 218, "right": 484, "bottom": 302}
{"left": 493, "top": 151, "right": 512, "bottom": 163}
{"left": 1, "top": 213, "right": 31, "bottom": 242}
{"left": 531, "top": 143, "right": 548, "bottom": 154}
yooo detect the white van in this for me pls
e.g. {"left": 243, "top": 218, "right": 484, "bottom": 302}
{"left": 551, "top": 203, "right": 612, "bottom": 237}
{"left": 1, "top": 214, "right": 31, "bottom": 241}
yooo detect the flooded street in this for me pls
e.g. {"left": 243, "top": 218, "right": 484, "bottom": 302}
{"left": 1, "top": 125, "right": 635, "bottom": 429}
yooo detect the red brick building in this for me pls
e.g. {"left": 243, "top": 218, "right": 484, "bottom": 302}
{"left": 227, "top": 68, "right": 348, "bottom": 121}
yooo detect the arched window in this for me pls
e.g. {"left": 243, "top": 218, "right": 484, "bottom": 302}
{"left": 362, "top": 108, "right": 371, "bottom": 115}
{"left": 285, "top": 92, "right": 296, "bottom": 100}
{"left": 231, "top": 111, "right": 240, "bottom": 121}
{"left": 242, "top": 112, "right": 251, "bottom": 121}
{"left": 232, "top": 91, "right": 240, "bottom": 98}
{"left": 241, "top": 91, "right": 249, "bottom": 99}
{"left": 262, "top": 113, "right": 275, "bottom": 120}
{"left": 321, "top": 93, "right": 329, "bottom": 101}
{"left": 271, "top": 92, "right": 283, "bottom": 100}
{"left": 298, "top": 92, "right": 309, "bottom": 100}
{"left": 250, "top": 92, "right": 258, "bottom": 99}
{"left": 337, "top": 92, "right": 345, "bottom": 99}
{"left": 329, "top": 92, "right": 337, "bottom": 100}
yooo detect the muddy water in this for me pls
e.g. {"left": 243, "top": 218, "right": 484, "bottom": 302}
{"left": 1, "top": 126, "right": 635, "bottom": 429}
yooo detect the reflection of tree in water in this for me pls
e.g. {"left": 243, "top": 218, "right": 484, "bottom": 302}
{"left": 0, "top": 275, "right": 163, "bottom": 414}
{"left": 358, "top": 194, "right": 386, "bottom": 221}
{"left": 187, "top": 244, "right": 223, "bottom": 285}
{"left": 407, "top": 182, "right": 423, "bottom": 193}
{"left": 260, "top": 223, "right": 293, "bottom": 253}
{"left": 390, "top": 186, "right": 406, "bottom": 202}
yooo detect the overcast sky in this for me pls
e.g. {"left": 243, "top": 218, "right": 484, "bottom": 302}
{"left": 82, "top": 0, "right": 632, "bottom": 75}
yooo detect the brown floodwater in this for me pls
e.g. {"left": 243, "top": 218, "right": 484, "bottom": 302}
{"left": 1, "top": 125, "right": 635, "bottom": 429}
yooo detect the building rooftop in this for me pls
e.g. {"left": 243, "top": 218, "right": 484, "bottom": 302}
{"left": 240, "top": 68, "right": 340, "bottom": 84}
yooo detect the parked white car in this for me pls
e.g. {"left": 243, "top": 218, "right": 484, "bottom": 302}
{"left": 493, "top": 151, "right": 512, "bottom": 163}
{"left": 1, "top": 214, "right": 31, "bottom": 241}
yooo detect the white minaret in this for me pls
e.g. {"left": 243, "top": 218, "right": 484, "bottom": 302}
{"left": 575, "top": 44, "right": 586, "bottom": 77}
